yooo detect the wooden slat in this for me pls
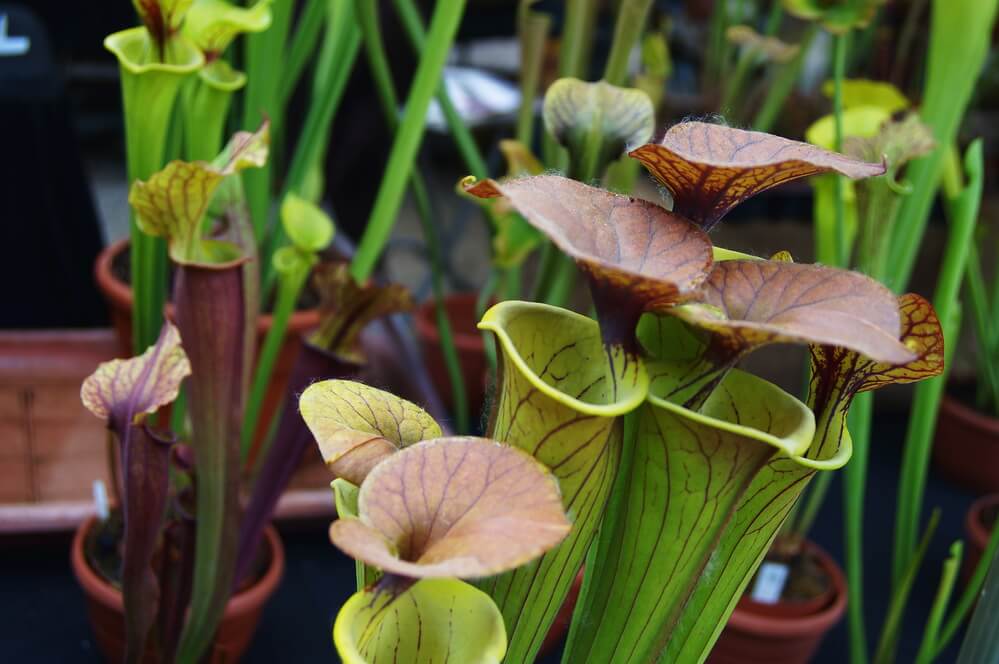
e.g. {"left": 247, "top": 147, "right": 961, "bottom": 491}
{"left": 0, "top": 488, "right": 335, "bottom": 534}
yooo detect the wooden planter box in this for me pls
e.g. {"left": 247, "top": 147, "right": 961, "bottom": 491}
{"left": 0, "top": 329, "right": 333, "bottom": 534}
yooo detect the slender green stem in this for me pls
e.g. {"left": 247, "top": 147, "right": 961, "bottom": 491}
{"left": 545, "top": 254, "right": 578, "bottom": 307}
{"left": 392, "top": 0, "right": 488, "bottom": 179}
{"left": 886, "top": 0, "right": 998, "bottom": 293}
{"left": 832, "top": 32, "right": 850, "bottom": 267}
{"left": 936, "top": 505, "right": 999, "bottom": 655}
{"left": 844, "top": 390, "right": 873, "bottom": 664}
{"left": 764, "top": 2, "right": 784, "bottom": 35}
{"left": 419, "top": 205, "right": 470, "bottom": 433}
{"left": 169, "top": 387, "right": 188, "bottom": 439}
{"left": 515, "top": 4, "right": 551, "bottom": 145}
{"left": 890, "top": 0, "right": 929, "bottom": 85}
{"left": 873, "top": 510, "right": 940, "bottom": 664}
{"left": 914, "top": 541, "right": 962, "bottom": 664}
{"left": 892, "top": 140, "right": 983, "bottom": 588}
{"left": 990, "top": 233, "right": 999, "bottom": 348}
{"left": 277, "top": 0, "right": 329, "bottom": 109}
{"left": 531, "top": 242, "right": 558, "bottom": 301}
{"left": 502, "top": 265, "right": 521, "bottom": 299}
{"left": 261, "top": 7, "right": 361, "bottom": 292}
{"left": 704, "top": 0, "right": 729, "bottom": 88}
{"left": 721, "top": 1, "right": 783, "bottom": 118}
{"left": 720, "top": 46, "right": 760, "bottom": 118}
{"left": 355, "top": 0, "right": 469, "bottom": 433}
{"left": 956, "top": 537, "right": 999, "bottom": 663}
{"left": 349, "top": 0, "right": 467, "bottom": 282}
{"left": 241, "top": 256, "right": 310, "bottom": 464}
{"left": 241, "top": 0, "right": 294, "bottom": 245}
{"left": 965, "top": 245, "right": 999, "bottom": 414}
{"left": 541, "top": 0, "right": 594, "bottom": 172}
{"left": 603, "top": 0, "right": 654, "bottom": 86}
{"left": 751, "top": 24, "right": 818, "bottom": 132}
{"left": 560, "top": 0, "right": 595, "bottom": 80}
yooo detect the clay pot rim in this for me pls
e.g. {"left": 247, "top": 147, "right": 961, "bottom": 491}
{"left": 413, "top": 292, "right": 486, "bottom": 352}
{"left": 727, "top": 540, "right": 848, "bottom": 637}
{"left": 70, "top": 515, "right": 285, "bottom": 618}
{"left": 965, "top": 494, "right": 999, "bottom": 551}
{"left": 94, "top": 237, "right": 321, "bottom": 329}
{"left": 941, "top": 393, "right": 999, "bottom": 436}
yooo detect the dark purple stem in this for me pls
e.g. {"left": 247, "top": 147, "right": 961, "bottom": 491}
{"left": 235, "top": 338, "right": 361, "bottom": 585}
{"left": 120, "top": 425, "right": 175, "bottom": 664}
{"left": 587, "top": 275, "right": 644, "bottom": 355}
{"left": 173, "top": 260, "right": 246, "bottom": 655}
{"left": 156, "top": 492, "right": 195, "bottom": 663}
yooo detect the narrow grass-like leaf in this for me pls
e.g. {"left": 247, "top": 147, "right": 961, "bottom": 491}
{"left": 873, "top": 510, "right": 941, "bottom": 664}
{"left": 887, "top": 0, "right": 998, "bottom": 291}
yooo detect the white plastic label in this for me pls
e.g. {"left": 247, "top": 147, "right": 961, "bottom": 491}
{"left": 750, "top": 561, "right": 790, "bottom": 604}
{"left": 0, "top": 16, "right": 30, "bottom": 57}
{"left": 93, "top": 479, "right": 110, "bottom": 522}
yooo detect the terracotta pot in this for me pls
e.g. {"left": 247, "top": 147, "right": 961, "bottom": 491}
{"left": 71, "top": 516, "right": 284, "bottom": 663}
{"left": 413, "top": 293, "right": 488, "bottom": 421}
{"left": 93, "top": 238, "right": 319, "bottom": 453}
{"left": 933, "top": 393, "right": 999, "bottom": 494}
{"left": 963, "top": 494, "right": 999, "bottom": 586}
{"left": 708, "top": 541, "right": 848, "bottom": 664}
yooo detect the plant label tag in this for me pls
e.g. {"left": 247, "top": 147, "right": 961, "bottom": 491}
{"left": 0, "top": 15, "right": 30, "bottom": 57}
{"left": 750, "top": 562, "right": 789, "bottom": 604}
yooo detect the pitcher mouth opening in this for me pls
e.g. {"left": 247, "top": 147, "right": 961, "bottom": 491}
{"left": 479, "top": 300, "right": 648, "bottom": 418}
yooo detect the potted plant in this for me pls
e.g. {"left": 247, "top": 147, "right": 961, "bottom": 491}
{"left": 97, "top": 0, "right": 472, "bottom": 447}
{"left": 70, "top": 0, "right": 475, "bottom": 655}
{"left": 295, "top": 106, "right": 947, "bottom": 662}
{"left": 70, "top": 118, "right": 417, "bottom": 662}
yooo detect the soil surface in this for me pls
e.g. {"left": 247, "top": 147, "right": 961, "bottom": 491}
{"left": 748, "top": 546, "right": 832, "bottom": 603}
{"left": 84, "top": 511, "right": 270, "bottom": 592}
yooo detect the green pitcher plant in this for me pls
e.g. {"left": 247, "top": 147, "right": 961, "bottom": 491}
{"left": 105, "top": 0, "right": 204, "bottom": 353}
{"left": 181, "top": 0, "right": 273, "bottom": 160}
{"left": 300, "top": 381, "right": 572, "bottom": 663}
{"left": 302, "top": 120, "right": 945, "bottom": 663}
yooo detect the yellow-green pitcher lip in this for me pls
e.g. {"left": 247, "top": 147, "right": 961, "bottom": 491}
{"left": 646, "top": 365, "right": 817, "bottom": 460}
{"left": 198, "top": 59, "right": 247, "bottom": 91}
{"left": 104, "top": 27, "right": 204, "bottom": 75}
{"left": 479, "top": 300, "right": 649, "bottom": 417}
